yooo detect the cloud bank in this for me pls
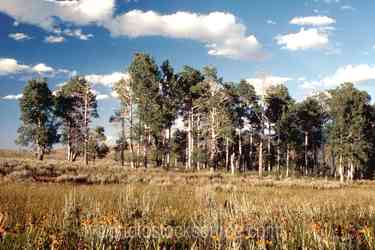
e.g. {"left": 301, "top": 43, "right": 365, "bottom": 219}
{"left": 246, "top": 76, "right": 292, "bottom": 95}
{"left": 0, "top": 58, "right": 72, "bottom": 76}
{"left": 85, "top": 72, "right": 129, "bottom": 87}
{"left": 290, "top": 16, "right": 335, "bottom": 26}
{"left": 0, "top": 1, "right": 262, "bottom": 59}
{"left": 106, "top": 10, "right": 262, "bottom": 59}
{"left": 8, "top": 32, "right": 31, "bottom": 41}
{"left": 302, "top": 64, "right": 375, "bottom": 94}
{"left": 2, "top": 94, "right": 23, "bottom": 100}
{"left": 276, "top": 28, "right": 329, "bottom": 51}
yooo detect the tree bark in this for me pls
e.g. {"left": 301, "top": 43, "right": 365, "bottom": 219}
{"left": 66, "top": 125, "right": 71, "bottom": 161}
{"left": 249, "top": 131, "right": 253, "bottom": 170}
{"left": 267, "top": 123, "right": 271, "bottom": 172}
{"left": 339, "top": 152, "right": 344, "bottom": 183}
{"left": 277, "top": 132, "right": 280, "bottom": 174}
{"left": 191, "top": 114, "right": 194, "bottom": 169}
{"left": 37, "top": 145, "right": 44, "bottom": 161}
{"left": 225, "top": 137, "right": 229, "bottom": 171}
{"left": 209, "top": 108, "right": 217, "bottom": 171}
{"left": 187, "top": 111, "right": 192, "bottom": 170}
{"left": 129, "top": 99, "right": 134, "bottom": 169}
{"left": 143, "top": 126, "right": 149, "bottom": 168}
{"left": 259, "top": 138, "right": 263, "bottom": 177}
{"left": 83, "top": 85, "right": 89, "bottom": 166}
{"left": 67, "top": 141, "right": 71, "bottom": 162}
{"left": 348, "top": 157, "right": 354, "bottom": 181}
{"left": 238, "top": 129, "right": 242, "bottom": 172}
{"left": 230, "top": 152, "right": 235, "bottom": 175}
{"left": 286, "top": 145, "right": 290, "bottom": 178}
{"left": 120, "top": 116, "right": 125, "bottom": 167}
{"left": 166, "top": 127, "right": 171, "bottom": 168}
{"left": 136, "top": 121, "right": 142, "bottom": 168}
{"left": 136, "top": 136, "right": 141, "bottom": 168}
{"left": 304, "top": 131, "right": 308, "bottom": 175}
{"left": 36, "top": 118, "right": 44, "bottom": 161}
{"left": 196, "top": 116, "right": 200, "bottom": 171}
{"left": 72, "top": 152, "right": 78, "bottom": 162}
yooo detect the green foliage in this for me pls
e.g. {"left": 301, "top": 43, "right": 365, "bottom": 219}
{"left": 172, "top": 129, "right": 187, "bottom": 164}
{"left": 265, "top": 84, "right": 293, "bottom": 124}
{"left": 88, "top": 126, "right": 109, "bottom": 161}
{"left": 55, "top": 76, "right": 98, "bottom": 160}
{"left": 16, "top": 78, "right": 59, "bottom": 160}
{"left": 177, "top": 66, "right": 204, "bottom": 114}
{"left": 14, "top": 53, "right": 375, "bottom": 179}
{"left": 129, "top": 53, "right": 161, "bottom": 129}
{"left": 328, "top": 83, "right": 372, "bottom": 176}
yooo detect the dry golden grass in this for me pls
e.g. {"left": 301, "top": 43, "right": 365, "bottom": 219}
{"left": 1, "top": 157, "right": 375, "bottom": 249}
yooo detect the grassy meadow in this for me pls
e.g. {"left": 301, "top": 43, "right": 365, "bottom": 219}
{"left": 0, "top": 155, "right": 375, "bottom": 249}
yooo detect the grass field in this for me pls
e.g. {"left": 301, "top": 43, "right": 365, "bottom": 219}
{"left": 1, "top": 158, "right": 375, "bottom": 249}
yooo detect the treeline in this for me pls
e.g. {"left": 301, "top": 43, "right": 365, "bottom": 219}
{"left": 16, "top": 53, "right": 375, "bottom": 181}
{"left": 16, "top": 78, "right": 109, "bottom": 164}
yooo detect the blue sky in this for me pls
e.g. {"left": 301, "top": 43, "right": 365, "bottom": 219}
{"left": 0, "top": 0, "right": 375, "bottom": 148}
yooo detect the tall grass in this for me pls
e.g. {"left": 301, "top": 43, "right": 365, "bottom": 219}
{"left": 1, "top": 182, "right": 375, "bottom": 249}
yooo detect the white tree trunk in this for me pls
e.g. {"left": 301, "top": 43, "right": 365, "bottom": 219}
{"left": 67, "top": 139, "right": 71, "bottom": 162}
{"left": 129, "top": 98, "right": 135, "bottom": 169}
{"left": 277, "top": 134, "right": 280, "bottom": 173}
{"left": 209, "top": 108, "right": 217, "bottom": 171}
{"left": 286, "top": 145, "right": 290, "bottom": 178}
{"left": 267, "top": 124, "right": 271, "bottom": 172}
{"left": 304, "top": 131, "right": 308, "bottom": 175}
{"left": 187, "top": 111, "right": 192, "bottom": 170}
{"left": 339, "top": 153, "right": 344, "bottom": 183}
{"left": 347, "top": 157, "right": 354, "bottom": 181}
{"left": 166, "top": 127, "right": 171, "bottom": 168}
{"left": 238, "top": 129, "right": 242, "bottom": 171}
{"left": 249, "top": 131, "right": 253, "bottom": 169}
{"left": 143, "top": 126, "right": 149, "bottom": 168}
{"left": 259, "top": 139, "right": 263, "bottom": 177}
{"left": 83, "top": 85, "right": 89, "bottom": 166}
{"left": 230, "top": 152, "right": 235, "bottom": 175}
{"left": 137, "top": 133, "right": 141, "bottom": 168}
{"left": 225, "top": 137, "right": 229, "bottom": 170}
{"left": 120, "top": 116, "right": 125, "bottom": 167}
{"left": 196, "top": 116, "right": 200, "bottom": 171}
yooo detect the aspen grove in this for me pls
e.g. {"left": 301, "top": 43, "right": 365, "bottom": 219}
{"left": 16, "top": 53, "right": 375, "bottom": 181}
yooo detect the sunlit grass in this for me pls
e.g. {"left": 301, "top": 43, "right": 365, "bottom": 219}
{"left": 1, "top": 179, "right": 375, "bottom": 249}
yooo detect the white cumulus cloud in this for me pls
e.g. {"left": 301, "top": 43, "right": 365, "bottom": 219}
{"left": 0, "top": 58, "right": 30, "bottom": 75}
{"left": 0, "top": 57, "right": 72, "bottom": 77}
{"left": 301, "top": 64, "right": 375, "bottom": 95}
{"left": 321, "top": 64, "right": 375, "bottom": 86}
{"left": 8, "top": 32, "right": 31, "bottom": 41}
{"left": 246, "top": 76, "right": 292, "bottom": 95}
{"left": 96, "top": 94, "right": 110, "bottom": 100}
{"left": 85, "top": 72, "right": 129, "bottom": 87}
{"left": 33, "top": 63, "right": 54, "bottom": 73}
{"left": 290, "top": 16, "right": 335, "bottom": 26}
{"left": 54, "top": 28, "right": 93, "bottom": 40}
{"left": 105, "top": 10, "right": 262, "bottom": 59}
{"left": 45, "top": 35, "right": 65, "bottom": 43}
{"left": 2, "top": 94, "right": 23, "bottom": 100}
{"left": 0, "top": 0, "right": 115, "bottom": 31}
{"left": 65, "top": 29, "right": 93, "bottom": 40}
{"left": 341, "top": 5, "right": 355, "bottom": 11}
{"left": 0, "top": 1, "right": 263, "bottom": 59}
{"left": 275, "top": 28, "right": 329, "bottom": 51}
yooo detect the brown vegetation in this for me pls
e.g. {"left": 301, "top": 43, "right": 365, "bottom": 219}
{"left": 1, "top": 156, "right": 375, "bottom": 249}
